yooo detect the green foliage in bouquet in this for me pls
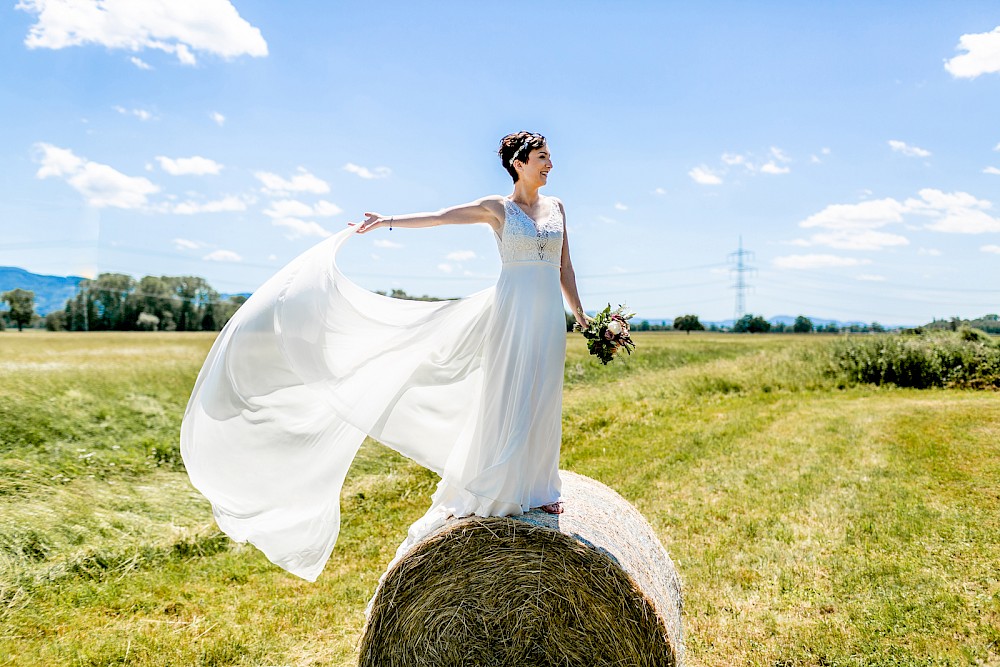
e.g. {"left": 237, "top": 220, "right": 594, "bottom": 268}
{"left": 574, "top": 303, "right": 636, "bottom": 365}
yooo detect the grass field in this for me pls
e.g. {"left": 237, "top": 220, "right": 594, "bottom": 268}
{"left": 1, "top": 331, "right": 998, "bottom": 666}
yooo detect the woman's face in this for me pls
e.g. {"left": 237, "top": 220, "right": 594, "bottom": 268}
{"left": 518, "top": 144, "right": 552, "bottom": 187}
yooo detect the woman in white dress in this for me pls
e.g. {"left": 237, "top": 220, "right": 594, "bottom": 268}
{"left": 180, "top": 131, "right": 588, "bottom": 581}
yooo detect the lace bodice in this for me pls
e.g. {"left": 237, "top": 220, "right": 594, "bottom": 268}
{"left": 497, "top": 196, "right": 564, "bottom": 266}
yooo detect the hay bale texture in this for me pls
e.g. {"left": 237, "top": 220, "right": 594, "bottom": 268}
{"left": 359, "top": 471, "right": 683, "bottom": 667}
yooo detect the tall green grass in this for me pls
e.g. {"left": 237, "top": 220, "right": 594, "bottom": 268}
{"left": 1, "top": 331, "right": 998, "bottom": 666}
{"left": 829, "top": 328, "right": 1000, "bottom": 389}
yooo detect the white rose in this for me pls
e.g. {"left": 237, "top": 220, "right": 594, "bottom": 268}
{"left": 607, "top": 320, "right": 623, "bottom": 336}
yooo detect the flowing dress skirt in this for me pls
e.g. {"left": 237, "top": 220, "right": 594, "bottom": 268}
{"left": 180, "top": 228, "right": 565, "bottom": 581}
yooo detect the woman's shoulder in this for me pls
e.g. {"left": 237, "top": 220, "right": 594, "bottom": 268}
{"left": 478, "top": 194, "right": 508, "bottom": 204}
{"left": 545, "top": 195, "right": 565, "bottom": 212}
{"left": 459, "top": 195, "right": 506, "bottom": 229}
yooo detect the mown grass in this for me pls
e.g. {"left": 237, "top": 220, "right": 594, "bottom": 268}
{"left": 1, "top": 331, "right": 998, "bottom": 666}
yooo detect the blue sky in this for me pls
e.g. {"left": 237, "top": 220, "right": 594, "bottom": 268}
{"left": 2, "top": 1, "right": 999, "bottom": 324}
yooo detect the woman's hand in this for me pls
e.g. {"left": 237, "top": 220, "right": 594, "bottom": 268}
{"left": 350, "top": 212, "right": 389, "bottom": 234}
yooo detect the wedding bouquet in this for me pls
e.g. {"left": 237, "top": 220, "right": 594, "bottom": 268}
{"left": 574, "top": 303, "right": 636, "bottom": 365}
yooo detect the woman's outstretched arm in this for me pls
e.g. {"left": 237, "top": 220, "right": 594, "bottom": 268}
{"left": 555, "top": 199, "right": 587, "bottom": 329}
{"left": 351, "top": 196, "right": 504, "bottom": 235}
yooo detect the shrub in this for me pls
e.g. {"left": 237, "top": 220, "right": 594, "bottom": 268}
{"left": 673, "top": 314, "right": 704, "bottom": 334}
{"left": 829, "top": 330, "right": 1000, "bottom": 389}
{"left": 733, "top": 314, "right": 770, "bottom": 333}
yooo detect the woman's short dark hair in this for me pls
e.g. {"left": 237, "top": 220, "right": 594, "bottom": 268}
{"left": 498, "top": 131, "right": 546, "bottom": 183}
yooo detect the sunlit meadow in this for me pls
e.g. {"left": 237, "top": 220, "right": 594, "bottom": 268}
{"left": 1, "top": 331, "right": 998, "bottom": 666}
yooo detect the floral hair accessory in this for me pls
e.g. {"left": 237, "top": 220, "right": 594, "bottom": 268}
{"left": 512, "top": 136, "right": 536, "bottom": 164}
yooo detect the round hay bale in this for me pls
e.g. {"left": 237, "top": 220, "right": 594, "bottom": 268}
{"left": 360, "top": 471, "right": 683, "bottom": 667}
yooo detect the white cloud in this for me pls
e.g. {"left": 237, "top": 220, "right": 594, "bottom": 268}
{"left": 704, "top": 147, "right": 795, "bottom": 180}
{"left": 203, "top": 249, "right": 241, "bottom": 262}
{"left": 614, "top": 202, "right": 628, "bottom": 211}
{"left": 924, "top": 207, "right": 1000, "bottom": 233}
{"left": 437, "top": 263, "right": 453, "bottom": 273}
{"left": 445, "top": 250, "right": 476, "bottom": 262}
{"left": 772, "top": 254, "right": 872, "bottom": 270}
{"left": 263, "top": 198, "right": 341, "bottom": 239}
{"left": 721, "top": 152, "right": 748, "bottom": 167}
{"left": 652, "top": 187, "right": 666, "bottom": 196}
{"left": 945, "top": 26, "right": 1000, "bottom": 79}
{"left": 343, "top": 162, "right": 391, "bottom": 179}
{"left": 906, "top": 188, "right": 1000, "bottom": 233}
{"left": 689, "top": 165, "right": 722, "bottom": 185}
{"left": 373, "top": 239, "right": 402, "bottom": 249}
{"left": 810, "top": 147, "right": 832, "bottom": 163}
{"left": 760, "top": 161, "right": 790, "bottom": 175}
{"left": 888, "top": 139, "right": 931, "bottom": 158}
{"left": 34, "top": 142, "right": 158, "bottom": 209}
{"left": 263, "top": 199, "right": 341, "bottom": 219}
{"left": 722, "top": 151, "right": 760, "bottom": 172}
{"left": 156, "top": 155, "right": 223, "bottom": 176}
{"left": 597, "top": 215, "right": 619, "bottom": 225}
{"left": 263, "top": 199, "right": 312, "bottom": 219}
{"left": 172, "top": 195, "right": 246, "bottom": 214}
{"left": 917, "top": 248, "right": 942, "bottom": 256}
{"left": 313, "top": 200, "right": 343, "bottom": 217}
{"left": 801, "top": 198, "right": 909, "bottom": 230}
{"left": 856, "top": 274, "right": 886, "bottom": 282}
{"left": 210, "top": 111, "right": 226, "bottom": 126}
{"left": 981, "top": 244, "right": 1000, "bottom": 254}
{"left": 770, "top": 146, "right": 791, "bottom": 162}
{"left": 792, "top": 229, "right": 909, "bottom": 250}
{"left": 16, "top": 0, "right": 268, "bottom": 65}
{"left": 34, "top": 143, "right": 83, "bottom": 177}
{"left": 173, "top": 238, "right": 200, "bottom": 250}
{"left": 129, "top": 55, "right": 151, "bottom": 70}
{"left": 270, "top": 217, "right": 331, "bottom": 239}
{"left": 113, "top": 105, "right": 154, "bottom": 121}
{"left": 797, "top": 188, "right": 1000, "bottom": 240}
{"left": 255, "top": 167, "right": 329, "bottom": 195}
{"left": 984, "top": 166, "right": 1000, "bottom": 175}
{"left": 906, "top": 189, "right": 990, "bottom": 214}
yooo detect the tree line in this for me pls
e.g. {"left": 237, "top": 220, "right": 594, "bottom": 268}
{"left": 1, "top": 279, "right": 455, "bottom": 332}
{"left": 667, "top": 313, "right": 885, "bottom": 334}
{"left": 5, "top": 280, "right": 997, "bottom": 335}
{"left": 59, "top": 274, "right": 247, "bottom": 332}
{"left": 0, "top": 274, "right": 246, "bottom": 332}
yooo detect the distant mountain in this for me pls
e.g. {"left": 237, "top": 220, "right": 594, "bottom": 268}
{"left": 0, "top": 267, "right": 84, "bottom": 316}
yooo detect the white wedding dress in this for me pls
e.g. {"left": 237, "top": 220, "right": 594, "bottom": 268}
{"left": 181, "top": 196, "right": 567, "bottom": 581}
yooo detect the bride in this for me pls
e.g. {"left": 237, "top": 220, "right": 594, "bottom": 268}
{"left": 180, "top": 131, "right": 588, "bottom": 581}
